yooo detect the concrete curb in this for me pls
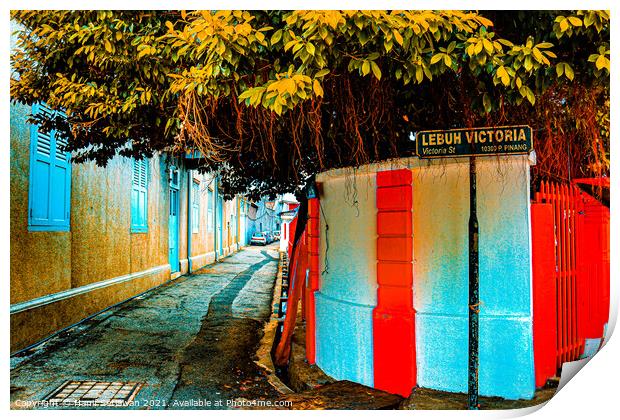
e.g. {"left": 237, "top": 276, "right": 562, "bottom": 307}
{"left": 254, "top": 251, "right": 294, "bottom": 395}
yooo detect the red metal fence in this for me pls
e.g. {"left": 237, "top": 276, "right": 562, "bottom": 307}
{"left": 532, "top": 180, "right": 610, "bottom": 384}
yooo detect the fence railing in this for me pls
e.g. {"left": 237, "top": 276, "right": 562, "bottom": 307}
{"left": 532, "top": 180, "right": 609, "bottom": 379}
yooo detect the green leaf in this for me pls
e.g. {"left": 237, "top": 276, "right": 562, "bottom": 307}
{"left": 313, "top": 79, "right": 324, "bottom": 97}
{"left": 430, "top": 53, "right": 443, "bottom": 64}
{"left": 544, "top": 50, "right": 557, "bottom": 58}
{"left": 306, "top": 42, "right": 315, "bottom": 56}
{"left": 564, "top": 63, "right": 574, "bottom": 80}
{"left": 315, "top": 69, "right": 330, "bottom": 78}
{"left": 270, "top": 29, "right": 282, "bottom": 45}
{"left": 474, "top": 41, "right": 483, "bottom": 55}
{"left": 361, "top": 61, "right": 370, "bottom": 76}
{"left": 415, "top": 66, "right": 423, "bottom": 83}
{"left": 532, "top": 48, "right": 544, "bottom": 63}
{"left": 370, "top": 61, "right": 381, "bottom": 80}
{"left": 273, "top": 101, "right": 283, "bottom": 115}
{"left": 497, "top": 66, "right": 509, "bottom": 86}
{"left": 595, "top": 54, "right": 609, "bottom": 70}
{"left": 238, "top": 90, "right": 252, "bottom": 100}
{"left": 284, "top": 40, "right": 297, "bottom": 51}
{"left": 393, "top": 30, "right": 403, "bottom": 46}
{"left": 483, "top": 39, "right": 493, "bottom": 54}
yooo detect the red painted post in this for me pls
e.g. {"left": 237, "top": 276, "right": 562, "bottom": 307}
{"left": 373, "top": 169, "right": 416, "bottom": 397}
{"left": 305, "top": 197, "right": 320, "bottom": 364}
{"left": 531, "top": 203, "right": 557, "bottom": 387}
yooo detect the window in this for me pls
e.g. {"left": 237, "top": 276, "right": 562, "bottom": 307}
{"left": 28, "top": 103, "right": 71, "bottom": 231}
{"left": 231, "top": 214, "right": 236, "bottom": 239}
{"left": 207, "top": 188, "right": 214, "bottom": 232}
{"left": 191, "top": 181, "right": 200, "bottom": 233}
{"left": 131, "top": 158, "right": 148, "bottom": 233}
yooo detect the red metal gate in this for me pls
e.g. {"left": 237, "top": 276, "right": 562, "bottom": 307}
{"left": 532, "top": 180, "right": 610, "bottom": 382}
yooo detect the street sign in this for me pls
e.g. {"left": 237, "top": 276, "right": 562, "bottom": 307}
{"left": 416, "top": 125, "right": 533, "bottom": 159}
{"left": 414, "top": 124, "right": 534, "bottom": 410}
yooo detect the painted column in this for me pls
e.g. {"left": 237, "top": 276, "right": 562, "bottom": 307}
{"left": 373, "top": 169, "right": 416, "bottom": 397}
{"left": 305, "top": 195, "right": 320, "bottom": 364}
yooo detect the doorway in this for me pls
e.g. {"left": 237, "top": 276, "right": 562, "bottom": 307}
{"left": 169, "top": 169, "right": 180, "bottom": 273}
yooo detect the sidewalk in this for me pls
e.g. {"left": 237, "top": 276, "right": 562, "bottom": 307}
{"left": 283, "top": 315, "right": 558, "bottom": 410}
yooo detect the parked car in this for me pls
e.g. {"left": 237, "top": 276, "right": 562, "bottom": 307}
{"left": 263, "top": 231, "right": 273, "bottom": 243}
{"left": 250, "top": 232, "right": 268, "bottom": 246}
{"left": 273, "top": 231, "right": 281, "bottom": 241}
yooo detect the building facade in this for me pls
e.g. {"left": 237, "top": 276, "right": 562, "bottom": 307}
{"left": 10, "top": 102, "right": 245, "bottom": 353}
{"left": 246, "top": 198, "right": 282, "bottom": 239}
{"left": 278, "top": 197, "right": 299, "bottom": 252}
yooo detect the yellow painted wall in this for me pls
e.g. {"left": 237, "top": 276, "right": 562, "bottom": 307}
{"left": 10, "top": 102, "right": 72, "bottom": 304}
{"left": 189, "top": 172, "right": 217, "bottom": 268}
{"left": 10, "top": 103, "right": 236, "bottom": 352}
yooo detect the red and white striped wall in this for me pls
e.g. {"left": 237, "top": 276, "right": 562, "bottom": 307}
{"left": 303, "top": 156, "right": 608, "bottom": 400}
{"left": 309, "top": 156, "right": 536, "bottom": 399}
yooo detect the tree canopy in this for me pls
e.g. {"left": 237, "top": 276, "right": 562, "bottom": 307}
{"left": 11, "top": 10, "right": 610, "bottom": 199}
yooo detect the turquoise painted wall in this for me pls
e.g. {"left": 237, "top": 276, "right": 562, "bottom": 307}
{"left": 315, "top": 172, "right": 377, "bottom": 387}
{"left": 413, "top": 156, "right": 534, "bottom": 399}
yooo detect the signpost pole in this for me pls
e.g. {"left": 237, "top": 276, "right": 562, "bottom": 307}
{"left": 468, "top": 156, "right": 479, "bottom": 410}
{"left": 414, "top": 125, "right": 533, "bottom": 410}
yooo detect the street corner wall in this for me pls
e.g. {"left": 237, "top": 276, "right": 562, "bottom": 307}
{"left": 412, "top": 155, "right": 535, "bottom": 399}
{"left": 314, "top": 169, "right": 377, "bottom": 387}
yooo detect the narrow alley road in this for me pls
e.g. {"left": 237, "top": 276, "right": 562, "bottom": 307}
{"left": 10, "top": 246, "right": 282, "bottom": 410}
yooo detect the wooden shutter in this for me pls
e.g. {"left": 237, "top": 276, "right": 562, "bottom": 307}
{"left": 191, "top": 181, "right": 200, "bottom": 233}
{"left": 207, "top": 189, "right": 214, "bottom": 232}
{"left": 28, "top": 103, "right": 71, "bottom": 230}
{"left": 131, "top": 158, "right": 148, "bottom": 232}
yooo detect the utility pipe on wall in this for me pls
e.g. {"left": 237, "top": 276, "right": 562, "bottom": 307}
{"left": 187, "top": 169, "right": 193, "bottom": 274}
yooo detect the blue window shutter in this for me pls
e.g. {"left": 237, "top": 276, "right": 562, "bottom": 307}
{"left": 207, "top": 189, "right": 214, "bottom": 232}
{"left": 192, "top": 182, "right": 200, "bottom": 233}
{"left": 131, "top": 158, "right": 148, "bottom": 232}
{"left": 28, "top": 103, "right": 71, "bottom": 231}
